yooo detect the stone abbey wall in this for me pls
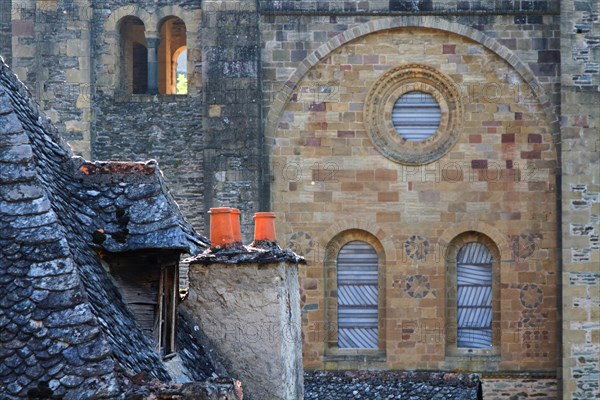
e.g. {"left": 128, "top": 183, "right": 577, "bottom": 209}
{"left": 268, "top": 25, "right": 559, "bottom": 372}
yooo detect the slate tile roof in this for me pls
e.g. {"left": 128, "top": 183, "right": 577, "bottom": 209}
{"left": 304, "top": 370, "right": 483, "bottom": 399}
{"left": 188, "top": 240, "right": 305, "bottom": 265}
{"left": 0, "top": 58, "right": 210, "bottom": 398}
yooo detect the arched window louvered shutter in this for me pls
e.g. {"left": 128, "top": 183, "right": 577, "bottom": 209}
{"left": 457, "top": 242, "right": 493, "bottom": 348}
{"left": 337, "top": 241, "right": 378, "bottom": 349}
{"left": 392, "top": 91, "right": 441, "bottom": 141}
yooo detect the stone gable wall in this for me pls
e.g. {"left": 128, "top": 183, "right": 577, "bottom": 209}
{"left": 267, "top": 26, "right": 559, "bottom": 374}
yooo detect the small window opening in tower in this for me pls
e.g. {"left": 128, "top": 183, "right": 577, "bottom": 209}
{"left": 119, "top": 16, "right": 147, "bottom": 94}
{"left": 175, "top": 48, "right": 187, "bottom": 94}
{"left": 158, "top": 17, "right": 187, "bottom": 95}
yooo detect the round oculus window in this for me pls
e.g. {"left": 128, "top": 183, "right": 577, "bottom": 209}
{"left": 392, "top": 91, "right": 441, "bottom": 142}
{"left": 363, "top": 64, "right": 463, "bottom": 165}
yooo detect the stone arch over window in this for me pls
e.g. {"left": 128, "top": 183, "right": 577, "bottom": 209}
{"left": 324, "top": 229, "right": 386, "bottom": 357}
{"left": 445, "top": 231, "right": 501, "bottom": 358}
{"left": 158, "top": 16, "right": 187, "bottom": 94}
{"left": 118, "top": 16, "right": 147, "bottom": 94}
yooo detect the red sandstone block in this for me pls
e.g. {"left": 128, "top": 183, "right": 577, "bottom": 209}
{"left": 471, "top": 159, "right": 488, "bottom": 169}
{"left": 356, "top": 170, "right": 374, "bottom": 181}
{"left": 502, "top": 133, "right": 515, "bottom": 143}
{"left": 470, "top": 134, "right": 482, "bottom": 143}
{"left": 528, "top": 134, "right": 542, "bottom": 143}
{"left": 375, "top": 169, "right": 398, "bottom": 181}
{"left": 309, "top": 102, "right": 326, "bottom": 111}
{"left": 443, "top": 44, "right": 456, "bottom": 54}
{"left": 337, "top": 130, "right": 355, "bottom": 138}
{"left": 521, "top": 149, "right": 541, "bottom": 159}
{"left": 378, "top": 192, "right": 399, "bottom": 202}
{"left": 341, "top": 182, "right": 363, "bottom": 191}
{"left": 340, "top": 64, "right": 352, "bottom": 71}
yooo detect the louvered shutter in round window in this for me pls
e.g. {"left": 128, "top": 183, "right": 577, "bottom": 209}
{"left": 392, "top": 91, "right": 441, "bottom": 141}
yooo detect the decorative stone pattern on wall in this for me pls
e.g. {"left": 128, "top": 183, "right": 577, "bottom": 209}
{"left": 272, "top": 27, "right": 558, "bottom": 372}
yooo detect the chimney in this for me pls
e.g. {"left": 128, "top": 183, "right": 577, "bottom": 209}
{"left": 184, "top": 209, "right": 304, "bottom": 400}
{"left": 253, "top": 212, "right": 276, "bottom": 242}
{"left": 208, "top": 207, "right": 233, "bottom": 248}
{"left": 230, "top": 208, "right": 242, "bottom": 245}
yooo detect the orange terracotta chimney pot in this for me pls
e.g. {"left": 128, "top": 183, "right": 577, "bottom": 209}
{"left": 230, "top": 208, "right": 242, "bottom": 244}
{"left": 253, "top": 212, "right": 276, "bottom": 242}
{"left": 209, "top": 207, "right": 234, "bottom": 248}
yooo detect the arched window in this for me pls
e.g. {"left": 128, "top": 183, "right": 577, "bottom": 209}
{"left": 173, "top": 47, "right": 188, "bottom": 94}
{"left": 445, "top": 232, "right": 500, "bottom": 360}
{"left": 158, "top": 17, "right": 187, "bottom": 94}
{"left": 456, "top": 242, "right": 493, "bottom": 348}
{"left": 119, "top": 16, "right": 147, "bottom": 94}
{"left": 336, "top": 241, "right": 379, "bottom": 349}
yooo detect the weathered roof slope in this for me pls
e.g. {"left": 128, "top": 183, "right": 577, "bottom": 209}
{"left": 0, "top": 58, "right": 209, "bottom": 398}
{"left": 0, "top": 62, "right": 119, "bottom": 398}
{"left": 72, "top": 159, "right": 208, "bottom": 254}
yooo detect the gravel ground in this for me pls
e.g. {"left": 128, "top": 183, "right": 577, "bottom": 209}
{"left": 304, "top": 370, "right": 482, "bottom": 400}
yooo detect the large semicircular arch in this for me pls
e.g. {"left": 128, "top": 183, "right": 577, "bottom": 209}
{"left": 265, "top": 16, "right": 558, "bottom": 144}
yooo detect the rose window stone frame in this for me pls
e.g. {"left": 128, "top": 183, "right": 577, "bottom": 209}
{"left": 364, "top": 64, "right": 463, "bottom": 165}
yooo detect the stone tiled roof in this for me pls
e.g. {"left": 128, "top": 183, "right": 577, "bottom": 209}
{"left": 188, "top": 240, "right": 306, "bottom": 265}
{"left": 0, "top": 59, "right": 209, "bottom": 398}
{"left": 72, "top": 158, "right": 208, "bottom": 254}
{"left": 304, "top": 370, "right": 483, "bottom": 399}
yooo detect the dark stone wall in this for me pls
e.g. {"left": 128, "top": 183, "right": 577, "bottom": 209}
{"left": 559, "top": 0, "right": 599, "bottom": 398}
{"left": 92, "top": 96, "right": 205, "bottom": 231}
{"left": 0, "top": 0, "right": 10, "bottom": 65}
{"left": 91, "top": 0, "right": 206, "bottom": 231}
{"left": 258, "top": 0, "right": 560, "bottom": 13}
{"left": 202, "top": 1, "right": 264, "bottom": 241}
